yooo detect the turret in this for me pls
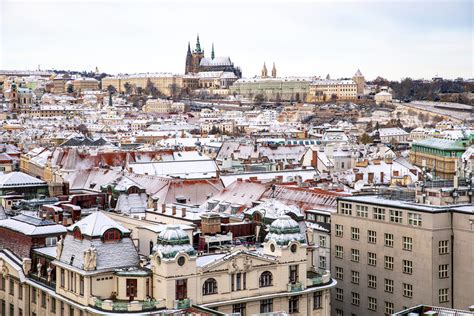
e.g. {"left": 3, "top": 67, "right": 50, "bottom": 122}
{"left": 271, "top": 62, "right": 277, "bottom": 78}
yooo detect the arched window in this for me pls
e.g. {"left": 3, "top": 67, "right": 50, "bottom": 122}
{"left": 202, "top": 278, "right": 218, "bottom": 295}
{"left": 259, "top": 271, "right": 273, "bottom": 287}
{"left": 73, "top": 227, "right": 83, "bottom": 240}
{"left": 102, "top": 228, "right": 121, "bottom": 242}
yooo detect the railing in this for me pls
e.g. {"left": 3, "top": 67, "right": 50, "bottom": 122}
{"left": 307, "top": 269, "right": 331, "bottom": 286}
{"left": 93, "top": 297, "right": 161, "bottom": 312}
{"left": 175, "top": 298, "right": 192, "bottom": 309}
{"left": 287, "top": 282, "right": 304, "bottom": 292}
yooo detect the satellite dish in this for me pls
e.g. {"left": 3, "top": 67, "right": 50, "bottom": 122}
{"left": 354, "top": 180, "right": 364, "bottom": 191}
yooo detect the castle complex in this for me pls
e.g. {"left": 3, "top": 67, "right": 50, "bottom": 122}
{"left": 185, "top": 35, "right": 242, "bottom": 78}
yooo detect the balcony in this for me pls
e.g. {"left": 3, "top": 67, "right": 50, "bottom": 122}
{"left": 28, "top": 273, "right": 56, "bottom": 290}
{"left": 91, "top": 297, "right": 165, "bottom": 312}
{"left": 175, "top": 298, "right": 192, "bottom": 309}
{"left": 287, "top": 282, "right": 304, "bottom": 292}
{"left": 306, "top": 269, "right": 331, "bottom": 287}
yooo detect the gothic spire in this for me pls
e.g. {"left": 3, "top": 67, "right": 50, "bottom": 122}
{"left": 195, "top": 34, "right": 202, "bottom": 53}
{"left": 211, "top": 43, "right": 215, "bottom": 60}
{"left": 271, "top": 62, "right": 277, "bottom": 78}
{"left": 187, "top": 41, "right": 191, "bottom": 54}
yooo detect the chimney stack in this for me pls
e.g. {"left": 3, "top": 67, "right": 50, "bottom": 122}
{"left": 181, "top": 207, "right": 187, "bottom": 218}
{"left": 161, "top": 204, "right": 166, "bottom": 214}
{"left": 172, "top": 206, "right": 177, "bottom": 216}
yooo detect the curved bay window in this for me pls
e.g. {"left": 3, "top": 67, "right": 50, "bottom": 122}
{"left": 202, "top": 278, "right": 218, "bottom": 295}
{"left": 259, "top": 271, "right": 273, "bottom": 287}
{"left": 73, "top": 227, "right": 83, "bottom": 240}
{"left": 102, "top": 228, "right": 121, "bottom": 242}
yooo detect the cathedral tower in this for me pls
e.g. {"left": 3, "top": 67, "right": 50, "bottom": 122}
{"left": 271, "top": 62, "right": 277, "bottom": 78}
{"left": 352, "top": 69, "right": 365, "bottom": 95}
{"left": 261, "top": 62, "right": 268, "bottom": 78}
{"left": 185, "top": 42, "right": 193, "bottom": 74}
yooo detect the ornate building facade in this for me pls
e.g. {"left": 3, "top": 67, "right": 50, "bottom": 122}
{"left": 185, "top": 35, "right": 242, "bottom": 78}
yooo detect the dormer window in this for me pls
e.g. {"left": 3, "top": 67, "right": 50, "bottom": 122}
{"left": 73, "top": 227, "right": 83, "bottom": 240}
{"left": 102, "top": 228, "right": 121, "bottom": 242}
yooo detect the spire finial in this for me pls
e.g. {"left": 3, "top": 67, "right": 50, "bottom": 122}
{"left": 211, "top": 43, "right": 215, "bottom": 60}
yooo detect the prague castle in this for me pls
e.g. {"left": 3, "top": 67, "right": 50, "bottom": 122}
{"left": 185, "top": 35, "right": 242, "bottom": 78}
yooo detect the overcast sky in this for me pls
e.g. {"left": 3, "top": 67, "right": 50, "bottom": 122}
{"left": 1, "top": 0, "right": 472, "bottom": 80}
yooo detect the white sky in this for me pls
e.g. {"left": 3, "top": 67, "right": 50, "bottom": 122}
{"left": 1, "top": 0, "right": 473, "bottom": 80}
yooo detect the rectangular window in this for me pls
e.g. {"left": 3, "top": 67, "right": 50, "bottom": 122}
{"left": 373, "top": 207, "right": 385, "bottom": 220}
{"left": 319, "top": 235, "right": 327, "bottom": 248}
{"left": 439, "top": 264, "right": 449, "bottom": 278}
{"left": 390, "top": 210, "right": 403, "bottom": 223}
{"left": 439, "top": 288, "right": 449, "bottom": 303}
{"left": 351, "top": 227, "right": 360, "bottom": 240}
{"left": 368, "top": 252, "right": 377, "bottom": 266}
{"left": 32, "top": 288, "right": 37, "bottom": 303}
{"left": 319, "top": 256, "right": 327, "bottom": 269}
{"left": 403, "top": 236, "right": 413, "bottom": 251}
{"left": 368, "top": 230, "right": 376, "bottom": 244}
{"left": 79, "top": 276, "right": 84, "bottom": 296}
{"left": 356, "top": 205, "right": 368, "bottom": 217}
{"left": 403, "top": 283, "right": 413, "bottom": 298}
{"left": 60, "top": 269, "right": 65, "bottom": 288}
{"left": 313, "top": 292, "right": 322, "bottom": 309}
{"left": 368, "top": 274, "right": 377, "bottom": 289}
{"left": 384, "top": 279, "right": 394, "bottom": 293}
{"left": 368, "top": 296, "right": 377, "bottom": 311}
{"left": 289, "top": 296, "right": 299, "bottom": 313}
{"left": 260, "top": 299, "right": 273, "bottom": 313}
{"left": 9, "top": 279, "right": 14, "bottom": 295}
{"left": 9, "top": 304, "right": 13, "bottom": 316}
{"left": 335, "top": 267, "right": 343, "bottom": 280}
{"left": 351, "top": 249, "right": 360, "bottom": 262}
{"left": 51, "top": 298, "right": 56, "bottom": 314}
{"left": 18, "top": 284, "right": 23, "bottom": 300}
{"left": 384, "top": 256, "right": 394, "bottom": 270}
{"left": 408, "top": 212, "right": 422, "bottom": 227}
{"left": 336, "top": 309, "right": 344, "bottom": 316}
{"left": 351, "top": 270, "right": 359, "bottom": 284}
{"left": 340, "top": 202, "right": 352, "bottom": 215}
{"left": 0, "top": 276, "right": 4, "bottom": 291}
{"left": 289, "top": 265, "right": 299, "bottom": 284}
{"left": 351, "top": 292, "right": 360, "bottom": 306}
{"left": 403, "top": 260, "right": 413, "bottom": 274}
{"left": 335, "top": 224, "right": 344, "bottom": 237}
{"left": 336, "top": 288, "right": 344, "bottom": 301}
{"left": 45, "top": 237, "right": 58, "bottom": 247}
{"left": 385, "top": 301, "right": 394, "bottom": 314}
{"left": 335, "top": 245, "right": 343, "bottom": 259}
{"left": 41, "top": 291, "right": 46, "bottom": 308}
{"left": 175, "top": 279, "right": 187, "bottom": 300}
{"left": 439, "top": 240, "right": 449, "bottom": 255}
{"left": 384, "top": 233, "right": 394, "bottom": 247}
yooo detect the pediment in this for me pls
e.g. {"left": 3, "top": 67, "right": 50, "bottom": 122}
{"left": 199, "top": 250, "right": 276, "bottom": 273}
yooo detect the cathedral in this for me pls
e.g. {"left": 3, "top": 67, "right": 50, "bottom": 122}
{"left": 185, "top": 35, "right": 242, "bottom": 78}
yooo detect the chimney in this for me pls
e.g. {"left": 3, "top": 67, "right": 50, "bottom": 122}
{"left": 161, "top": 204, "right": 166, "bottom": 213}
{"left": 368, "top": 172, "right": 374, "bottom": 184}
{"left": 311, "top": 149, "right": 318, "bottom": 169}
{"left": 172, "top": 206, "right": 177, "bottom": 216}
{"left": 181, "top": 207, "right": 187, "bottom": 217}
{"left": 380, "top": 172, "right": 384, "bottom": 183}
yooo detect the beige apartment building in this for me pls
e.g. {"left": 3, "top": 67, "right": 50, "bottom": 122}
{"left": 0, "top": 212, "right": 336, "bottom": 315}
{"left": 102, "top": 73, "right": 184, "bottom": 96}
{"left": 143, "top": 99, "right": 185, "bottom": 113}
{"left": 331, "top": 193, "right": 474, "bottom": 316}
{"left": 306, "top": 79, "right": 358, "bottom": 102}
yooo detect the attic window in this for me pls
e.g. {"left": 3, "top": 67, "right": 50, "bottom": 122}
{"left": 102, "top": 228, "right": 121, "bottom": 242}
{"left": 73, "top": 227, "right": 83, "bottom": 240}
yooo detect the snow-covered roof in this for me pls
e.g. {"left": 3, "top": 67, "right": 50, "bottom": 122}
{"left": 245, "top": 199, "right": 303, "bottom": 220}
{"left": 67, "top": 211, "right": 130, "bottom": 237}
{"left": 153, "top": 225, "right": 196, "bottom": 259}
{"left": 264, "top": 215, "right": 307, "bottom": 246}
{"left": 0, "top": 172, "right": 47, "bottom": 188}
{"left": 199, "top": 57, "right": 232, "bottom": 67}
{"left": 0, "top": 214, "right": 66, "bottom": 236}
